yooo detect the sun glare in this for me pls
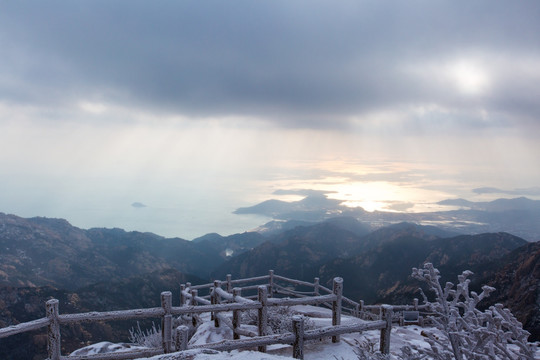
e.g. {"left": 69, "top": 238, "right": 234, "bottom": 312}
{"left": 446, "top": 59, "right": 490, "bottom": 96}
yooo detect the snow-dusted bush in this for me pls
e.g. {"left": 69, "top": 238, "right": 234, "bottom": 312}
{"left": 400, "top": 262, "right": 536, "bottom": 360}
{"left": 128, "top": 322, "right": 162, "bottom": 348}
{"left": 344, "top": 338, "right": 390, "bottom": 360}
{"left": 241, "top": 306, "right": 315, "bottom": 335}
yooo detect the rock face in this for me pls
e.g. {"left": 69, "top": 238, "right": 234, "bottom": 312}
{"left": 482, "top": 241, "right": 540, "bottom": 341}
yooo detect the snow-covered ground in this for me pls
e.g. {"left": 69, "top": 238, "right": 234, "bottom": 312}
{"left": 73, "top": 305, "right": 539, "bottom": 360}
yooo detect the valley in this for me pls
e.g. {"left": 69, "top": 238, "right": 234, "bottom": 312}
{"left": 0, "top": 211, "right": 539, "bottom": 359}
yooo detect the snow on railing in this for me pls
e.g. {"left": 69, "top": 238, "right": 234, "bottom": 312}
{"left": 0, "top": 270, "right": 399, "bottom": 360}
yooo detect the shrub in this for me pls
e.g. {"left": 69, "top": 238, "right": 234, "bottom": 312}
{"left": 400, "top": 263, "right": 536, "bottom": 360}
{"left": 241, "top": 306, "right": 316, "bottom": 335}
{"left": 128, "top": 322, "right": 162, "bottom": 348}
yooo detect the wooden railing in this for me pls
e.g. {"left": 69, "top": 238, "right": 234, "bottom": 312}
{"left": 0, "top": 271, "right": 402, "bottom": 360}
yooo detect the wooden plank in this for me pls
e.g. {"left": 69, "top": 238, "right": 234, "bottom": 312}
{"left": 303, "top": 321, "right": 386, "bottom": 340}
{"left": 59, "top": 308, "right": 164, "bottom": 323}
{"left": 229, "top": 274, "right": 269, "bottom": 284}
{"left": 188, "top": 282, "right": 214, "bottom": 290}
{"left": 170, "top": 302, "right": 261, "bottom": 315}
{"left": 273, "top": 275, "right": 315, "bottom": 288}
{"left": 267, "top": 294, "right": 336, "bottom": 307}
{"left": 273, "top": 284, "right": 315, "bottom": 296}
{"left": 317, "top": 284, "right": 333, "bottom": 294}
{"left": 189, "top": 332, "right": 296, "bottom": 352}
{"left": 0, "top": 317, "right": 50, "bottom": 338}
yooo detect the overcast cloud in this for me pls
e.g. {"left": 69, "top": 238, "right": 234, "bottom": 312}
{"left": 2, "top": 1, "right": 540, "bottom": 129}
{"left": 1, "top": 1, "right": 540, "bottom": 238}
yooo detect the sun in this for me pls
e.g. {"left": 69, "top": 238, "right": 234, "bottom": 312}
{"left": 447, "top": 59, "right": 490, "bottom": 96}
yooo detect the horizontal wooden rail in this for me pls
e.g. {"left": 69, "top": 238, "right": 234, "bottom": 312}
{"left": 214, "top": 287, "right": 251, "bottom": 304}
{"left": 272, "top": 274, "right": 317, "bottom": 289}
{"left": 0, "top": 317, "right": 50, "bottom": 338}
{"left": 190, "top": 332, "right": 296, "bottom": 352}
{"left": 229, "top": 274, "right": 270, "bottom": 284}
{"left": 173, "top": 302, "right": 262, "bottom": 315}
{"left": 59, "top": 308, "right": 164, "bottom": 324}
{"left": 303, "top": 320, "right": 386, "bottom": 340}
{"left": 273, "top": 284, "right": 315, "bottom": 296}
{"left": 236, "top": 283, "right": 267, "bottom": 292}
{"left": 267, "top": 294, "right": 337, "bottom": 307}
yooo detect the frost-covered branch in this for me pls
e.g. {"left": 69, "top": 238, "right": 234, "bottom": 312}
{"left": 404, "top": 263, "right": 535, "bottom": 360}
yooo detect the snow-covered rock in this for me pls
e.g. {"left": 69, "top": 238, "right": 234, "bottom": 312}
{"left": 70, "top": 341, "right": 146, "bottom": 356}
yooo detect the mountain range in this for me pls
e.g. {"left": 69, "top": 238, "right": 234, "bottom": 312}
{"left": 0, "top": 211, "right": 538, "bottom": 359}
{"left": 238, "top": 195, "right": 540, "bottom": 242}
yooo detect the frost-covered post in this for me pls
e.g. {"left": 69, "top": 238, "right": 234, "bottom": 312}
{"left": 161, "top": 291, "right": 173, "bottom": 353}
{"left": 191, "top": 289, "right": 198, "bottom": 327}
{"left": 46, "top": 299, "right": 61, "bottom": 360}
{"left": 257, "top": 285, "right": 268, "bottom": 352}
{"left": 313, "top": 277, "right": 320, "bottom": 296}
{"left": 190, "top": 289, "right": 198, "bottom": 306}
{"left": 413, "top": 298, "right": 418, "bottom": 311}
{"left": 179, "top": 284, "right": 185, "bottom": 306}
{"left": 212, "top": 280, "right": 222, "bottom": 327}
{"left": 380, "top": 305, "right": 393, "bottom": 355}
{"left": 226, "top": 274, "right": 232, "bottom": 293}
{"left": 332, "top": 277, "right": 343, "bottom": 343}
{"left": 268, "top": 270, "right": 274, "bottom": 298}
{"left": 232, "top": 287, "right": 242, "bottom": 340}
{"left": 292, "top": 315, "right": 305, "bottom": 359}
{"left": 175, "top": 325, "right": 189, "bottom": 351}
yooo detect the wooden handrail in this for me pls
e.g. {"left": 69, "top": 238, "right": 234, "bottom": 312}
{"left": 0, "top": 271, "right": 406, "bottom": 360}
{"left": 0, "top": 317, "right": 50, "bottom": 338}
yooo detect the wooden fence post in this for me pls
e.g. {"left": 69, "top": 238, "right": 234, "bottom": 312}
{"left": 332, "top": 277, "right": 343, "bottom": 343}
{"left": 175, "top": 325, "right": 189, "bottom": 351}
{"left": 213, "top": 281, "right": 221, "bottom": 327}
{"left": 257, "top": 285, "right": 268, "bottom": 352}
{"left": 313, "top": 277, "right": 320, "bottom": 296}
{"left": 46, "top": 299, "right": 61, "bottom": 360}
{"left": 268, "top": 270, "right": 274, "bottom": 298}
{"left": 292, "top": 316, "right": 304, "bottom": 359}
{"left": 232, "top": 288, "right": 241, "bottom": 340}
{"left": 380, "top": 305, "right": 393, "bottom": 355}
{"left": 180, "top": 284, "right": 185, "bottom": 306}
{"left": 413, "top": 298, "right": 418, "bottom": 311}
{"left": 191, "top": 289, "right": 198, "bottom": 327}
{"left": 226, "top": 274, "right": 232, "bottom": 293}
{"left": 161, "top": 291, "right": 173, "bottom": 353}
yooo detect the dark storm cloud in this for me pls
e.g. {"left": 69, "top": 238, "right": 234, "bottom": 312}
{"left": 1, "top": 1, "right": 540, "bottom": 128}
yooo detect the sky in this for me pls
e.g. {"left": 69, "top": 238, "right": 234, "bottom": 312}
{"left": 1, "top": 1, "right": 540, "bottom": 239}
